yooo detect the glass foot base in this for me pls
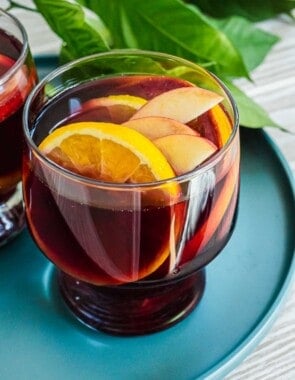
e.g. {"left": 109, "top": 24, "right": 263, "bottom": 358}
{"left": 59, "top": 269, "right": 206, "bottom": 336}
{"left": 0, "top": 184, "right": 25, "bottom": 247}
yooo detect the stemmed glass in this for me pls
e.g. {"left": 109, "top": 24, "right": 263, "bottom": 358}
{"left": 23, "top": 50, "right": 239, "bottom": 335}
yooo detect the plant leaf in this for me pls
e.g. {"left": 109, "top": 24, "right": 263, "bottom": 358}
{"left": 31, "top": 0, "right": 283, "bottom": 129}
{"left": 187, "top": 0, "right": 295, "bottom": 22}
{"left": 223, "top": 79, "right": 281, "bottom": 128}
{"left": 211, "top": 16, "right": 279, "bottom": 72}
{"left": 59, "top": 44, "right": 76, "bottom": 64}
{"left": 82, "top": 0, "right": 250, "bottom": 78}
{"left": 33, "top": 0, "right": 112, "bottom": 59}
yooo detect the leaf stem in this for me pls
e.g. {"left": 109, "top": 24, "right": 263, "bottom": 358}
{"left": 6, "top": 1, "right": 37, "bottom": 12}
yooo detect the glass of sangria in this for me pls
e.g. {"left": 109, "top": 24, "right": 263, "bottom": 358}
{"left": 0, "top": 9, "right": 37, "bottom": 245}
{"left": 23, "top": 50, "right": 239, "bottom": 335}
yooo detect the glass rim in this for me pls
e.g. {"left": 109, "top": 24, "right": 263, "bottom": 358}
{"left": 23, "top": 49, "right": 239, "bottom": 190}
{"left": 0, "top": 8, "right": 29, "bottom": 86}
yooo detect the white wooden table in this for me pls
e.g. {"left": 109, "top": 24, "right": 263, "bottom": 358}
{"left": 6, "top": 4, "right": 295, "bottom": 379}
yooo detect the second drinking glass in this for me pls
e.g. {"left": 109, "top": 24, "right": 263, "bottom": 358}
{"left": 0, "top": 9, "right": 37, "bottom": 245}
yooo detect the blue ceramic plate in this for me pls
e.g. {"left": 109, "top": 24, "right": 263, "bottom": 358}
{"left": 0, "top": 58, "right": 294, "bottom": 380}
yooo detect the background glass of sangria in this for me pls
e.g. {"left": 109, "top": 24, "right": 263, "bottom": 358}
{"left": 0, "top": 9, "right": 37, "bottom": 245}
{"left": 23, "top": 50, "right": 239, "bottom": 335}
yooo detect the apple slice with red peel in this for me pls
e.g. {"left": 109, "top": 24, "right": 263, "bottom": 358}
{"left": 130, "top": 86, "right": 223, "bottom": 124}
{"left": 180, "top": 158, "right": 239, "bottom": 264}
{"left": 197, "top": 158, "right": 239, "bottom": 252}
{"left": 154, "top": 134, "right": 217, "bottom": 175}
{"left": 79, "top": 95, "right": 147, "bottom": 124}
{"left": 115, "top": 75, "right": 192, "bottom": 99}
{"left": 189, "top": 104, "right": 232, "bottom": 148}
{"left": 123, "top": 116, "right": 199, "bottom": 141}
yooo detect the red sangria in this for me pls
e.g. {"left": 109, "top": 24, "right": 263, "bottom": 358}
{"left": 0, "top": 10, "right": 37, "bottom": 245}
{"left": 23, "top": 51, "right": 239, "bottom": 335}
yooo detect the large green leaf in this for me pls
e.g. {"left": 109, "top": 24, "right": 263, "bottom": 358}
{"left": 211, "top": 16, "right": 279, "bottom": 72}
{"left": 188, "top": 0, "right": 295, "bottom": 22}
{"left": 30, "top": 0, "right": 283, "bottom": 129}
{"left": 82, "top": 0, "right": 249, "bottom": 78}
{"left": 33, "top": 0, "right": 112, "bottom": 59}
{"left": 223, "top": 79, "right": 280, "bottom": 128}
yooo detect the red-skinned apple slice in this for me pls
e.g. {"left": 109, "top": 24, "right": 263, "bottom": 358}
{"left": 115, "top": 75, "right": 192, "bottom": 99}
{"left": 79, "top": 95, "right": 147, "bottom": 124}
{"left": 217, "top": 177, "right": 239, "bottom": 243}
{"left": 123, "top": 116, "right": 199, "bottom": 140}
{"left": 181, "top": 158, "right": 239, "bottom": 263}
{"left": 189, "top": 104, "right": 232, "bottom": 148}
{"left": 154, "top": 134, "right": 217, "bottom": 175}
{"left": 200, "top": 158, "right": 239, "bottom": 250}
{"left": 130, "top": 86, "right": 223, "bottom": 123}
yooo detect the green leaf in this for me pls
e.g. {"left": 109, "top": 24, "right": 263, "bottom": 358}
{"left": 29, "top": 0, "right": 283, "bottom": 130}
{"left": 188, "top": 0, "right": 295, "bottom": 22}
{"left": 211, "top": 16, "right": 279, "bottom": 72}
{"left": 77, "top": 0, "right": 126, "bottom": 48}
{"left": 59, "top": 44, "right": 76, "bottom": 64}
{"left": 33, "top": 0, "right": 112, "bottom": 59}
{"left": 82, "top": 0, "right": 250, "bottom": 78}
{"left": 223, "top": 79, "right": 281, "bottom": 128}
{"left": 59, "top": 48, "right": 169, "bottom": 81}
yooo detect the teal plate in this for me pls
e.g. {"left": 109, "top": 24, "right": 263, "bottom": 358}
{"left": 0, "top": 57, "right": 294, "bottom": 380}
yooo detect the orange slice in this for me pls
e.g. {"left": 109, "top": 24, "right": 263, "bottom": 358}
{"left": 38, "top": 121, "right": 181, "bottom": 282}
{"left": 91, "top": 94, "right": 147, "bottom": 108}
{"left": 39, "top": 121, "right": 179, "bottom": 187}
{"left": 189, "top": 104, "right": 232, "bottom": 148}
{"left": 209, "top": 104, "right": 232, "bottom": 146}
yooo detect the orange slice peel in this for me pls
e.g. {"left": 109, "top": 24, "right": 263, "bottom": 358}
{"left": 39, "top": 121, "right": 180, "bottom": 193}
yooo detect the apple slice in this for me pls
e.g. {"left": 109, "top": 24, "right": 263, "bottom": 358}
{"left": 79, "top": 95, "right": 147, "bottom": 124}
{"left": 123, "top": 116, "right": 199, "bottom": 140}
{"left": 115, "top": 75, "right": 192, "bottom": 99}
{"left": 130, "top": 86, "right": 223, "bottom": 124}
{"left": 154, "top": 134, "right": 217, "bottom": 175}
{"left": 189, "top": 104, "right": 232, "bottom": 148}
{"left": 180, "top": 157, "right": 239, "bottom": 264}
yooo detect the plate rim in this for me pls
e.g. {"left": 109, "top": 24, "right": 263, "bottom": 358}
{"left": 201, "top": 129, "right": 295, "bottom": 379}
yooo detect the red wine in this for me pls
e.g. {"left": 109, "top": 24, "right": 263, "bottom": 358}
{"left": 24, "top": 75, "right": 239, "bottom": 285}
{"left": 0, "top": 28, "right": 37, "bottom": 200}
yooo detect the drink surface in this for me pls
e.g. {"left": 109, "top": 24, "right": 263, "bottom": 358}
{"left": 0, "top": 29, "right": 37, "bottom": 198}
{"left": 24, "top": 74, "right": 239, "bottom": 285}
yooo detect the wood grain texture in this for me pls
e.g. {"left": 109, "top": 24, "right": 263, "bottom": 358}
{"left": 226, "top": 18, "right": 295, "bottom": 379}
{"left": 4, "top": 4, "right": 295, "bottom": 378}
{"left": 235, "top": 18, "right": 295, "bottom": 176}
